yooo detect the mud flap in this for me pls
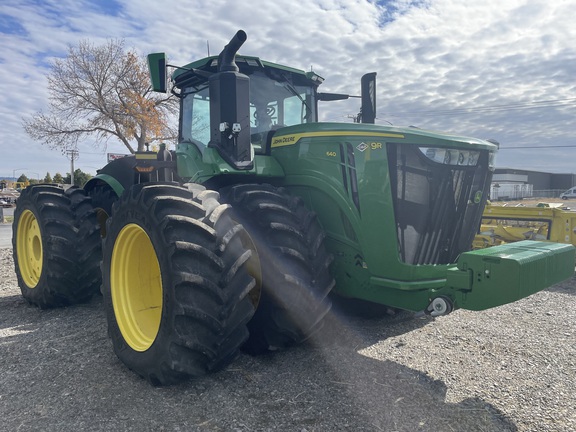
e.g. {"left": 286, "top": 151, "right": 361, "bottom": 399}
{"left": 447, "top": 240, "right": 575, "bottom": 311}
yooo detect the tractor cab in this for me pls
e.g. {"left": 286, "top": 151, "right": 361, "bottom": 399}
{"left": 173, "top": 56, "right": 322, "bottom": 156}
{"left": 148, "top": 30, "right": 375, "bottom": 174}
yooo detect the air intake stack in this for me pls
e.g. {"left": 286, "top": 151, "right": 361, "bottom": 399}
{"left": 209, "top": 30, "right": 253, "bottom": 169}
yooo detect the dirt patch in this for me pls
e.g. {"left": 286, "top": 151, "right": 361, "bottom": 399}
{"left": 1, "top": 247, "right": 575, "bottom": 431}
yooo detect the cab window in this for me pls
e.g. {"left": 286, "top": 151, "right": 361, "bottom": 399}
{"left": 180, "top": 70, "right": 316, "bottom": 153}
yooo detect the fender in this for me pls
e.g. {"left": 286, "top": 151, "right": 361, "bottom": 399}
{"left": 84, "top": 155, "right": 137, "bottom": 196}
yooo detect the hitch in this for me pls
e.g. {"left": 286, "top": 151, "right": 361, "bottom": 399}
{"left": 426, "top": 296, "right": 453, "bottom": 317}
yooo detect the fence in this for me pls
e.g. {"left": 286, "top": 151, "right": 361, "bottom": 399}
{"left": 531, "top": 190, "right": 565, "bottom": 199}
{"left": 490, "top": 186, "right": 565, "bottom": 201}
{"left": 490, "top": 184, "right": 533, "bottom": 200}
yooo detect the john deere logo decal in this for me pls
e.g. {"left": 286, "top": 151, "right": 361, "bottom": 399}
{"left": 473, "top": 190, "right": 483, "bottom": 204}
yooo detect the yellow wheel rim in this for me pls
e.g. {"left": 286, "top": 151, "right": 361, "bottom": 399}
{"left": 16, "top": 210, "right": 43, "bottom": 288}
{"left": 111, "top": 224, "right": 163, "bottom": 352}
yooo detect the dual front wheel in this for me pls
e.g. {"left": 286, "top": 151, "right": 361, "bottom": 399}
{"left": 220, "top": 184, "right": 334, "bottom": 354}
{"left": 101, "top": 183, "right": 257, "bottom": 385}
{"left": 13, "top": 182, "right": 334, "bottom": 385}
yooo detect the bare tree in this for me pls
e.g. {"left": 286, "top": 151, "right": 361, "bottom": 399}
{"left": 23, "top": 39, "right": 177, "bottom": 154}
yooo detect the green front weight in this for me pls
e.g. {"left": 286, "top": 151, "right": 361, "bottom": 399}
{"left": 448, "top": 240, "right": 575, "bottom": 311}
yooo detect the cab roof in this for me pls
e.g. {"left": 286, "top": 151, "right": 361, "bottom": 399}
{"left": 172, "top": 55, "right": 324, "bottom": 89}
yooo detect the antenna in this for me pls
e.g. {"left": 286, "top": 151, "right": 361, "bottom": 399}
{"left": 207, "top": 40, "right": 210, "bottom": 56}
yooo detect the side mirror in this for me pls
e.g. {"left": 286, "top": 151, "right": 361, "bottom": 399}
{"left": 360, "top": 72, "right": 376, "bottom": 124}
{"left": 147, "top": 53, "right": 167, "bottom": 93}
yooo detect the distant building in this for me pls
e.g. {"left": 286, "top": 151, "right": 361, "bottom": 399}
{"left": 0, "top": 178, "right": 16, "bottom": 189}
{"left": 492, "top": 168, "right": 576, "bottom": 200}
{"left": 494, "top": 168, "right": 576, "bottom": 190}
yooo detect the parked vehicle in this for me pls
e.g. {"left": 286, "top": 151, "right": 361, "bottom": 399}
{"left": 560, "top": 187, "right": 576, "bottom": 199}
{"left": 12, "top": 30, "right": 575, "bottom": 386}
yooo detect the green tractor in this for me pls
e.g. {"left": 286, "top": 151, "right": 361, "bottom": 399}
{"left": 13, "top": 30, "right": 574, "bottom": 385}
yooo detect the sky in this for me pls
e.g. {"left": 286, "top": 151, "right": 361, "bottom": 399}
{"left": 1, "top": 0, "right": 575, "bottom": 180}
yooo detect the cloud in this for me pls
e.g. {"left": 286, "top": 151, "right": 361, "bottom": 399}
{"left": 0, "top": 0, "right": 575, "bottom": 178}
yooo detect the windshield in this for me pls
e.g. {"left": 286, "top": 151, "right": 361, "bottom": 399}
{"left": 180, "top": 70, "right": 316, "bottom": 153}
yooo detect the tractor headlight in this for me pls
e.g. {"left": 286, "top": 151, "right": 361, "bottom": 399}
{"left": 488, "top": 151, "right": 496, "bottom": 169}
{"left": 420, "top": 147, "right": 481, "bottom": 166}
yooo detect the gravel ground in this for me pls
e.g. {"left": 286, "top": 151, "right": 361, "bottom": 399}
{"left": 1, "top": 245, "right": 575, "bottom": 432}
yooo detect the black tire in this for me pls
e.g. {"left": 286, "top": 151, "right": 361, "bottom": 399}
{"left": 86, "top": 182, "right": 119, "bottom": 237}
{"left": 220, "top": 183, "right": 334, "bottom": 354}
{"left": 12, "top": 185, "right": 101, "bottom": 308}
{"left": 101, "top": 183, "right": 256, "bottom": 385}
{"left": 66, "top": 187, "right": 105, "bottom": 297}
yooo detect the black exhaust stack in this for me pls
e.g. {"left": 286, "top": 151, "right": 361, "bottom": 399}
{"left": 209, "top": 30, "right": 253, "bottom": 169}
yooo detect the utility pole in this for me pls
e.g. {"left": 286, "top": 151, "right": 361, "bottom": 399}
{"left": 65, "top": 149, "right": 79, "bottom": 185}
{"left": 12, "top": 168, "right": 27, "bottom": 188}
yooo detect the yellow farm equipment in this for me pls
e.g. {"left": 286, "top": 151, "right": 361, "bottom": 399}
{"left": 474, "top": 203, "right": 576, "bottom": 249}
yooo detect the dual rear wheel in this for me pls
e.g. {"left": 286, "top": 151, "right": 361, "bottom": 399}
{"left": 13, "top": 185, "right": 101, "bottom": 307}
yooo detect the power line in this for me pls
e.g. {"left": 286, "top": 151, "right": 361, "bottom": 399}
{"left": 382, "top": 97, "right": 576, "bottom": 118}
{"left": 499, "top": 145, "right": 576, "bottom": 150}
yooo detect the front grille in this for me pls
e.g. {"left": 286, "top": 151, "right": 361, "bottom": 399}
{"left": 387, "top": 143, "right": 492, "bottom": 265}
